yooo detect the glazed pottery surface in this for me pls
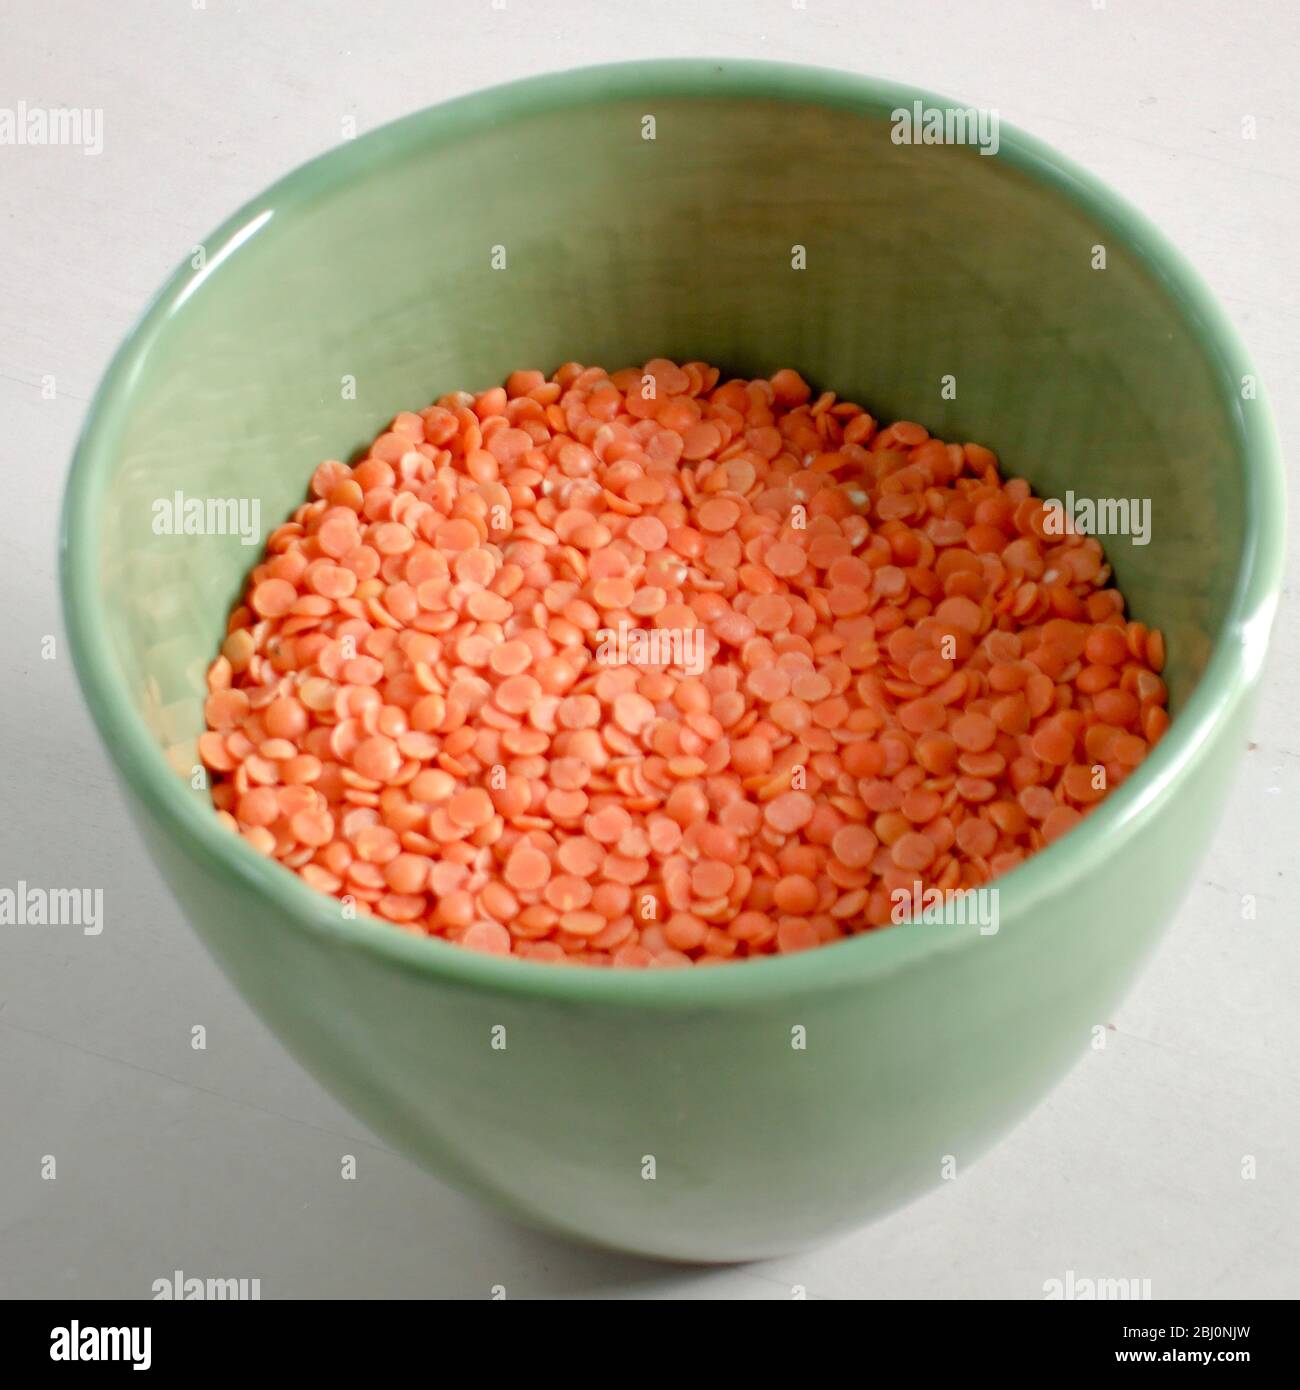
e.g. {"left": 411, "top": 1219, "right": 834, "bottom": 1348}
{"left": 61, "top": 62, "right": 1283, "bottom": 1260}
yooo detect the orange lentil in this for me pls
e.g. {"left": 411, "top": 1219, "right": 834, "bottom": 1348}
{"left": 204, "top": 360, "right": 1169, "bottom": 965}
{"left": 504, "top": 845, "right": 551, "bottom": 892}
{"left": 352, "top": 735, "right": 401, "bottom": 783}
{"left": 774, "top": 875, "right": 819, "bottom": 914}
{"left": 462, "top": 921, "right": 512, "bottom": 955}
{"left": 950, "top": 710, "right": 997, "bottom": 753}
{"left": 831, "top": 824, "right": 878, "bottom": 870}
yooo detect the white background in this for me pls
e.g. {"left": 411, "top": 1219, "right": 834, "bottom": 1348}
{"left": 1, "top": 0, "right": 1296, "bottom": 1299}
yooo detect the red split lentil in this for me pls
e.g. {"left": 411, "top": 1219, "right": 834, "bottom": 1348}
{"left": 201, "top": 359, "right": 1170, "bottom": 967}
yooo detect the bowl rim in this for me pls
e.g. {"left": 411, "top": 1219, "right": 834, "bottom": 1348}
{"left": 60, "top": 58, "right": 1285, "bottom": 1006}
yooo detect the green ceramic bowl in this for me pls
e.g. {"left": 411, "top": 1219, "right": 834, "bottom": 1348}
{"left": 61, "top": 61, "right": 1283, "bottom": 1262}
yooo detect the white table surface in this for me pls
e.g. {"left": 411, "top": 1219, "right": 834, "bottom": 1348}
{"left": 2, "top": 0, "right": 1296, "bottom": 1300}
